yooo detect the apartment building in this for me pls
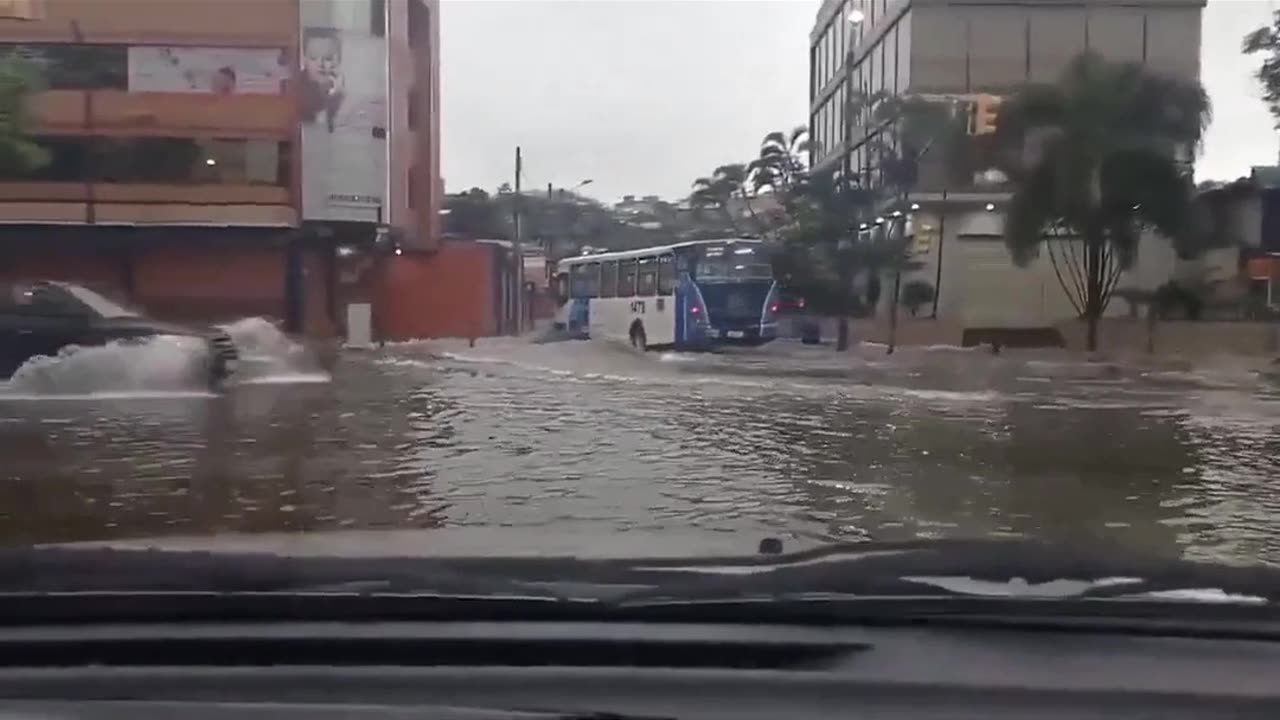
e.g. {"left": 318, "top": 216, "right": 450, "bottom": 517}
{"left": 808, "top": 0, "right": 1206, "bottom": 331}
{"left": 0, "top": 0, "right": 444, "bottom": 339}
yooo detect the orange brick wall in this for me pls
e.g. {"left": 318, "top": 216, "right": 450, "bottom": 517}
{"left": 374, "top": 242, "right": 498, "bottom": 341}
{"left": 0, "top": 242, "right": 336, "bottom": 336}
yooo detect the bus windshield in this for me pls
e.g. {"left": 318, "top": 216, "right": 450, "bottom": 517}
{"left": 696, "top": 244, "right": 773, "bottom": 282}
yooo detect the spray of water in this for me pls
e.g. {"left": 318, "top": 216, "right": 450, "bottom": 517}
{"left": 3, "top": 336, "right": 213, "bottom": 396}
{"left": 0, "top": 317, "right": 329, "bottom": 398}
{"left": 219, "top": 317, "right": 330, "bottom": 384}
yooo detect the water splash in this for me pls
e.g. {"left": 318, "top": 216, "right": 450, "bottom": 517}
{"left": 2, "top": 335, "right": 214, "bottom": 396}
{"left": 0, "top": 316, "right": 329, "bottom": 398}
{"left": 219, "top": 317, "right": 329, "bottom": 383}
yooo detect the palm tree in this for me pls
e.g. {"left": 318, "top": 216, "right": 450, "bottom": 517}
{"left": 691, "top": 163, "right": 768, "bottom": 238}
{"left": 690, "top": 167, "right": 740, "bottom": 235}
{"left": 1243, "top": 10, "right": 1280, "bottom": 128}
{"left": 994, "top": 53, "right": 1210, "bottom": 352}
{"left": 774, "top": 170, "right": 885, "bottom": 350}
{"left": 749, "top": 126, "right": 809, "bottom": 198}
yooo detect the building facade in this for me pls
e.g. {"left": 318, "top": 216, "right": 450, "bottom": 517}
{"left": 808, "top": 0, "right": 1206, "bottom": 331}
{"left": 0, "top": 0, "right": 445, "bottom": 340}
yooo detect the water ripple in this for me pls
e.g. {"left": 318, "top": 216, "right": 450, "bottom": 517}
{"left": 0, "top": 339, "right": 1278, "bottom": 563}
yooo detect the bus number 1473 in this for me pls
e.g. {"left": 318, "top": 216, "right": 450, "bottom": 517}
{"left": 629, "top": 300, "right": 646, "bottom": 314}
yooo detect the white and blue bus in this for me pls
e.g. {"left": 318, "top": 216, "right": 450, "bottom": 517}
{"left": 551, "top": 239, "right": 780, "bottom": 351}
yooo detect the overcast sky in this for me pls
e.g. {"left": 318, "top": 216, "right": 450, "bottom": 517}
{"left": 440, "top": 0, "right": 1280, "bottom": 204}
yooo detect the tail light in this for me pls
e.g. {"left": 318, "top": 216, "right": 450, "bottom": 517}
{"left": 769, "top": 303, "right": 779, "bottom": 313}
{"left": 691, "top": 305, "right": 701, "bottom": 314}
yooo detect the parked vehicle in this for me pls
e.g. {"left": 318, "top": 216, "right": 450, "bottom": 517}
{"left": 0, "top": 281, "right": 238, "bottom": 388}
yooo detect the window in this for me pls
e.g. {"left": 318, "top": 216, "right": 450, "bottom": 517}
{"left": 839, "top": 6, "right": 847, "bottom": 58}
{"left": 817, "top": 34, "right": 825, "bottom": 88}
{"left": 810, "top": 46, "right": 818, "bottom": 98}
{"left": 697, "top": 244, "right": 772, "bottom": 281}
{"left": 618, "top": 259, "right": 637, "bottom": 297}
{"left": 370, "top": 0, "right": 387, "bottom": 37}
{"left": 0, "top": 44, "right": 127, "bottom": 90}
{"left": 61, "top": 284, "right": 137, "bottom": 318}
{"left": 599, "top": 261, "right": 618, "bottom": 298}
{"left": 637, "top": 257, "right": 657, "bottom": 296}
{"left": 657, "top": 254, "right": 675, "bottom": 295}
{"left": 834, "top": 85, "right": 844, "bottom": 143}
{"left": 3, "top": 137, "right": 293, "bottom": 185}
{"left": 407, "top": 166, "right": 415, "bottom": 209}
{"left": 0, "top": 281, "right": 89, "bottom": 315}
{"left": 17, "top": 136, "right": 88, "bottom": 181}
{"left": 868, "top": 47, "right": 878, "bottom": 96}
{"left": 0, "top": 1, "right": 43, "bottom": 20}
{"left": 408, "top": 0, "right": 428, "bottom": 47}
{"left": 897, "top": 12, "right": 912, "bottom": 92}
{"left": 970, "top": 7, "right": 1029, "bottom": 91}
{"left": 408, "top": 89, "right": 418, "bottom": 129}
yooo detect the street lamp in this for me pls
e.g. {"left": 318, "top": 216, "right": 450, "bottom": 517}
{"left": 546, "top": 179, "right": 596, "bottom": 261}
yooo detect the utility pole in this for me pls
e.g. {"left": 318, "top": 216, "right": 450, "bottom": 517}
{"left": 71, "top": 20, "right": 95, "bottom": 225}
{"left": 513, "top": 146, "right": 523, "bottom": 335}
{"left": 546, "top": 181, "right": 556, "bottom": 264}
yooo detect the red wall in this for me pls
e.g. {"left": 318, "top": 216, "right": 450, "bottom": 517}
{"left": 0, "top": 244, "right": 336, "bottom": 337}
{"left": 374, "top": 241, "right": 499, "bottom": 341}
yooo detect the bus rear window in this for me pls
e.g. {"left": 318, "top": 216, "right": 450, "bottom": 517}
{"left": 696, "top": 246, "right": 772, "bottom": 281}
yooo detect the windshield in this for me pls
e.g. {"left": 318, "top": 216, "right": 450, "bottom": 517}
{"left": 60, "top": 284, "right": 139, "bottom": 319}
{"left": 1, "top": 0, "right": 1279, "bottom": 605}
{"left": 696, "top": 245, "right": 773, "bottom": 281}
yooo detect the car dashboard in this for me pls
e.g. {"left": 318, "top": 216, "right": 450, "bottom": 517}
{"left": 0, "top": 620, "right": 1274, "bottom": 719}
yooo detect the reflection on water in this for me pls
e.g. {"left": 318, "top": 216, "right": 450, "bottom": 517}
{"left": 1, "top": 337, "right": 1279, "bottom": 564}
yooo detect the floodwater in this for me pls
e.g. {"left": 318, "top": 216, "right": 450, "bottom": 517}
{"left": 2, "top": 324, "right": 1279, "bottom": 565}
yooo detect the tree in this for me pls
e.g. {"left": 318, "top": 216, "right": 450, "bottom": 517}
{"left": 858, "top": 91, "right": 969, "bottom": 353}
{"left": 1244, "top": 11, "right": 1280, "bottom": 128}
{"left": 747, "top": 126, "right": 810, "bottom": 235}
{"left": 446, "top": 185, "right": 678, "bottom": 256}
{"left": 0, "top": 54, "right": 48, "bottom": 175}
{"left": 772, "top": 170, "right": 885, "bottom": 350}
{"left": 444, "top": 188, "right": 508, "bottom": 240}
{"left": 691, "top": 163, "right": 772, "bottom": 238}
{"left": 994, "top": 53, "right": 1210, "bottom": 351}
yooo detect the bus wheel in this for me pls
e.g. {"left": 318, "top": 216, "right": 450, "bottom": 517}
{"left": 630, "top": 323, "right": 648, "bottom": 352}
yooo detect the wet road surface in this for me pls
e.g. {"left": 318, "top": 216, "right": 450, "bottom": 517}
{"left": 2, "top": 330, "right": 1279, "bottom": 564}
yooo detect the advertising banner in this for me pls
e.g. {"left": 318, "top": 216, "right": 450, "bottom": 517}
{"left": 298, "top": 0, "right": 389, "bottom": 223}
{"left": 128, "top": 46, "right": 289, "bottom": 95}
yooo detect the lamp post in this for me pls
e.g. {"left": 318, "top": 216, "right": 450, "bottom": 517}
{"left": 545, "top": 179, "right": 593, "bottom": 261}
{"left": 835, "top": 9, "right": 865, "bottom": 351}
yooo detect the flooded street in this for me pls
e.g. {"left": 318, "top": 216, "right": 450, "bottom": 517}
{"left": 1, "top": 329, "right": 1279, "bottom": 564}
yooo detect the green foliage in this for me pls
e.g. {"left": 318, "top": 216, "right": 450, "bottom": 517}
{"left": 757, "top": 92, "right": 955, "bottom": 320}
{"left": 444, "top": 186, "right": 677, "bottom": 257}
{"left": 0, "top": 54, "right": 48, "bottom": 175}
{"left": 1244, "top": 11, "right": 1280, "bottom": 129}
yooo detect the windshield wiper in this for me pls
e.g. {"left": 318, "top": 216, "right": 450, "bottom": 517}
{"left": 613, "top": 539, "right": 1280, "bottom": 606}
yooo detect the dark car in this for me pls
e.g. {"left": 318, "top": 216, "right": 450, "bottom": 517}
{"left": 0, "top": 280, "right": 238, "bottom": 388}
